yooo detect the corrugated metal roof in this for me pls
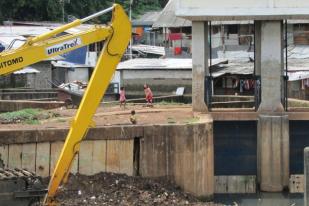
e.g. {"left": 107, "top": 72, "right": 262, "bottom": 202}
{"left": 131, "top": 44, "right": 165, "bottom": 56}
{"left": 52, "top": 60, "right": 92, "bottom": 68}
{"left": 212, "top": 61, "right": 254, "bottom": 78}
{"left": 153, "top": 0, "right": 191, "bottom": 28}
{"left": 0, "top": 35, "right": 26, "bottom": 49}
{"left": 288, "top": 71, "right": 309, "bottom": 81}
{"left": 153, "top": 0, "right": 309, "bottom": 28}
{"left": 14, "top": 66, "right": 40, "bottom": 74}
{"left": 117, "top": 58, "right": 226, "bottom": 70}
{"left": 0, "top": 26, "right": 52, "bottom": 36}
{"left": 153, "top": 0, "right": 255, "bottom": 27}
{"left": 133, "top": 11, "right": 161, "bottom": 27}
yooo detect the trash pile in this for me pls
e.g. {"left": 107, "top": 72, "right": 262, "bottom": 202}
{"left": 58, "top": 80, "right": 87, "bottom": 95}
{"left": 56, "top": 172, "right": 221, "bottom": 206}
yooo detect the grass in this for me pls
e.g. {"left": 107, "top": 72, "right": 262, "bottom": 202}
{"left": 288, "top": 99, "right": 309, "bottom": 108}
{"left": 157, "top": 100, "right": 184, "bottom": 106}
{"left": 167, "top": 117, "right": 177, "bottom": 124}
{"left": 0, "top": 108, "right": 59, "bottom": 125}
{"left": 56, "top": 118, "right": 67, "bottom": 123}
{"left": 183, "top": 117, "right": 200, "bottom": 124}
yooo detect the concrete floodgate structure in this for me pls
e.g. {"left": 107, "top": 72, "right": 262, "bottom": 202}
{"left": 175, "top": 0, "right": 309, "bottom": 198}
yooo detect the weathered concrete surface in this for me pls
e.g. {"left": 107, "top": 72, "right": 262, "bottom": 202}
{"left": 258, "top": 21, "right": 284, "bottom": 113}
{"left": 305, "top": 147, "right": 309, "bottom": 205}
{"left": 0, "top": 89, "right": 57, "bottom": 101}
{"left": 289, "top": 174, "right": 304, "bottom": 193}
{"left": 176, "top": 0, "right": 309, "bottom": 21}
{"left": 0, "top": 100, "right": 65, "bottom": 112}
{"left": 215, "top": 176, "right": 256, "bottom": 194}
{"left": 192, "top": 21, "right": 209, "bottom": 112}
{"left": 140, "top": 115, "right": 214, "bottom": 199}
{"left": 0, "top": 126, "right": 145, "bottom": 145}
{"left": 255, "top": 21, "right": 262, "bottom": 76}
{"left": 258, "top": 115, "right": 289, "bottom": 192}
{"left": 0, "top": 139, "right": 134, "bottom": 177}
{"left": 0, "top": 119, "right": 214, "bottom": 198}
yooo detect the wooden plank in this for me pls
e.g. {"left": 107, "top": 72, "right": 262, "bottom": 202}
{"left": 119, "top": 140, "right": 134, "bottom": 176}
{"left": 290, "top": 175, "right": 304, "bottom": 193}
{"left": 0, "top": 145, "right": 8, "bottom": 168}
{"left": 215, "top": 176, "right": 228, "bottom": 193}
{"left": 8, "top": 144, "right": 22, "bottom": 169}
{"left": 106, "top": 140, "right": 120, "bottom": 173}
{"left": 92, "top": 140, "right": 107, "bottom": 174}
{"left": 21, "top": 143, "right": 36, "bottom": 172}
{"left": 79, "top": 141, "right": 93, "bottom": 175}
{"left": 215, "top": 176, "right": 256, "bottom": 194}
{"left": 50, "top": 141, "right": 64, "bottom": 175}
{"left": 36, "top": 142, "right": 50, "bottom": 177}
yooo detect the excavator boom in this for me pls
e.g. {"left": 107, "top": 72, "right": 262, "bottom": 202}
{"left": 0, "top": 4, "right": 131, "bottom": 206}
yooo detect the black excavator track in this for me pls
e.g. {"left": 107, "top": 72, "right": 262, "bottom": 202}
{"left": 0, "top": 168, "right": 47, "bottom": 206}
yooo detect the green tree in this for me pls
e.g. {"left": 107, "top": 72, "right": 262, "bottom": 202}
{"left": 0, "top": 0, "right": 168, "bottom": 23}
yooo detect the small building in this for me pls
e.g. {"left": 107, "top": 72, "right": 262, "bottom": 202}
{"left": 117, "top": 58, "right": 226, "bottom": 97}
{"left": 51, "top": 61, "right": 92, "bottom": 84}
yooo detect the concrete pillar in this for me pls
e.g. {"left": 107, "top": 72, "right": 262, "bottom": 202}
{"left": 258, "top": 21, "right": 284, "bottom": 112}
{"left": 257, "top": 115, "right": 289, "bottom": 192}
{"left": 254, "top": 21, "right": 261, "bottom": 76}
{"left": 305, "top": 147, "right": 309, "bottom": 206}
{"left": 192, "top": 21, "right": 209, "bottom": 112}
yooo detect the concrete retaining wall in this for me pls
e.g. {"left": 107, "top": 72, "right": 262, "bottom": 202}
{"left": 0, "top": 117, "right": 214, "bottom": 199}
{"left": 0, "top": 100, "right": 65, "bottom": 112}
{"left": 139, "top": 122, "right": 214, "bottom": 199}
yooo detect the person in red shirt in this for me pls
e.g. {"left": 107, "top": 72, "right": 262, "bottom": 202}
{"left": 144, "top": 84, "right": 153, "bottom": 107}
{"left": 119, "top": 86, "right": 126, "bottom": 109}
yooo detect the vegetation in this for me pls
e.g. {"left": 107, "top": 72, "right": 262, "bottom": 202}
{"left": 0, "top": 0, "right": 168, "bottom": 23}
{"left": 0, "top": 108, "right": 59, "bottom": 124}
{"left": 183, "top": 117, "right": 200, "bottom": 124}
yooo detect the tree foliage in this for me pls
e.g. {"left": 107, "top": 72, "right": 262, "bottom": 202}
{"left": 0, "top": 0, "right": 168, "bottom": 23}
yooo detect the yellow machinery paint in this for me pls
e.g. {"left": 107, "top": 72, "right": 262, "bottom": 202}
{"left": 0, "top": 4, "right": 131, "bottom": 205}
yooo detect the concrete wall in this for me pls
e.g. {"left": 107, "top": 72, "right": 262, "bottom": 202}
{"left": 121, "top": 69, "right": 192, "bottom": 95}
{"left": 0, "top": 118, "right": 214, "bottom": 198}
{"left": 257, "top": 115, "right": 289, "bottom": 192}
{"left": 0, "top": 140, "right": 134, "bottom": 177}
{"left": 0, "top": 100, "right": 64, "bottom": 112}
{"left": 0, "top": 89, "right": 57, "bottom": 101}
{"left": 67, "top": 68, "right": 89, "bottom": 83}
{"left": 140, "top": 122, "right": 214, "bottom": 199}
{"left": 121, "top": 70, "right": 192, "bottom": 80}
{"left": 31, "top": 62, "right": 52, "bottom": 89}
{"left": 176, "top": 0, "right": 309, "bottom": 20}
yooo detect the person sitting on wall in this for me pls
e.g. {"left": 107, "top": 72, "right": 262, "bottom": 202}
{"left": 130, "top": 110, "right": 137, "bottom": 124}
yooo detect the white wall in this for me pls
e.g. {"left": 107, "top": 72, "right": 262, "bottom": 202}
{"left": 178, "top": 0, "right": 309, "bottom": 9}
{"left": 122, "top": 70, "right": 192, "bottom": 80}
{"left": 176, "top": 0, "right": 309, "bottom": 20}
{"left": 68, "top": 68, "right": 89, "bottom": 83}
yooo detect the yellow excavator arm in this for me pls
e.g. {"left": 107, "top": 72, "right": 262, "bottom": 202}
{"left": 0, "top": 4, "right": 131, "bottom": 206}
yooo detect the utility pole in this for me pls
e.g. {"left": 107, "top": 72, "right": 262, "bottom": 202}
{"left": 59, "top": 0, "right": 70, "bottom": 23}
{"left": 129, "top": 0, "right": 133, "bottom": 59}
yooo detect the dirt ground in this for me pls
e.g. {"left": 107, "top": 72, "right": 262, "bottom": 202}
{"left": 0, "top": 104, "right": 195, "bottom": 130}
{"left": 56, "top": 172, "right": 221, "bottom": 206}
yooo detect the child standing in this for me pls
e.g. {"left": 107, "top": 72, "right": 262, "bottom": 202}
{"left": 144, "top": 84, "right": 153, "bottom": 107}
{"left": 119, "top": 87, "right": 126, "bottom": 109}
